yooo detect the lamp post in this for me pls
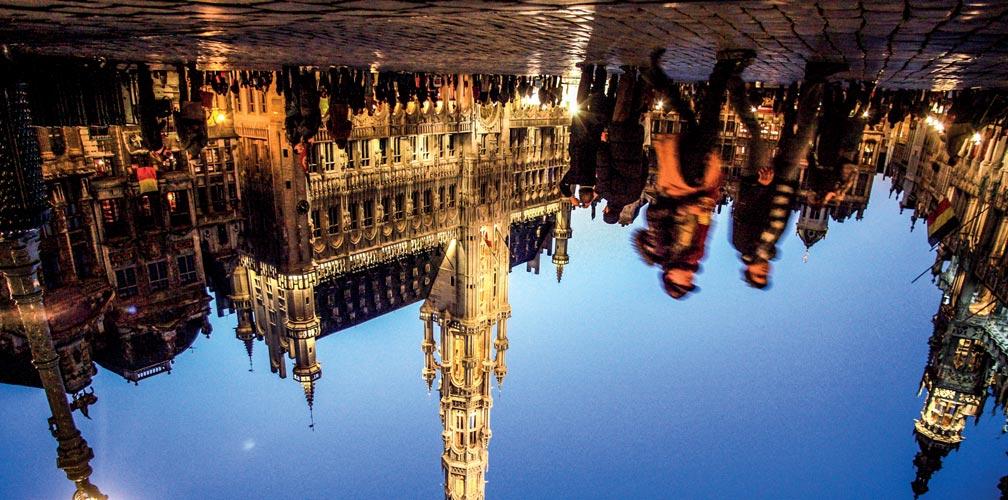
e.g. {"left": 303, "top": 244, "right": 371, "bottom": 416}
{"left": 0, "top": 68, "right": 105, "bottom": 500}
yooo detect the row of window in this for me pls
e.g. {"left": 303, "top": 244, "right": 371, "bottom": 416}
{"left": 513, "top": 167, "right": 560, "bottom": 191}
{"left": 509, "top": 127, "right": 566, "bottom": 152}
{"left": 100, "top": 190, "right": 194, "bottom": 238}
{"left": 313, "top": 134, "right": 461, "bottom": 173}
{"left": 310, "top": 185, "right": 459, "bottom": 237}
{"left": 193, "top": 144, "right": 234, "bottom": 174}
{"left": 233, "top": 88, "right": 269, "bottom": 115}
{"left": 114, "top": 254, "right": 198, "bottom": 298}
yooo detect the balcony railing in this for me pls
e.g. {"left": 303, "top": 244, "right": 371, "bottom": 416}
{"left": 123, "top": 360, "right": 173, "bottom": 384}
{"left": 314, "top": 120, "right": 472, "bottom": 142}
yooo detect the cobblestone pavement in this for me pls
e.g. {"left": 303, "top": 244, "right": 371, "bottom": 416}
{"left": 1, "top": 1, "right": 1007, "bottom": 88}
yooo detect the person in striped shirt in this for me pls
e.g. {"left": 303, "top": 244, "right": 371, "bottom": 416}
{"left": 732, "top": 60, "right": 847, "bottom": 289}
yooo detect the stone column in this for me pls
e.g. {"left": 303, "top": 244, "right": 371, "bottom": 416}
{"left": 0, "top": 231, "right": 104, "bottom": 499}
{"left": 222, "top": 139, "right": 233, "bottom": 210}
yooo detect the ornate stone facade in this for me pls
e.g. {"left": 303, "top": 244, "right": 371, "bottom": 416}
{"left": 890, "top": 113, "right": 1008, "bottom": 495}
{"left": 229, "top": 73, "right": 572, "bottom": 497}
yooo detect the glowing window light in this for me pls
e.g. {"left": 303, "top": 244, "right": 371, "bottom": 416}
{"left": 521, "top": 94, "right": 541, "bottom": 107}
{"left": 211, "top": 109, "right": 228, "bottom": 124}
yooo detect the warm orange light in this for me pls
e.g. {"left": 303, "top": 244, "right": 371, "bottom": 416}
{"left": 212, "top": 109, "right": 227, "bottom": 124}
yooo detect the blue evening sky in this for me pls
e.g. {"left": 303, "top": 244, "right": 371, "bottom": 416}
{"left": 0, "top": 174, "right": 1004, "bottom": 499}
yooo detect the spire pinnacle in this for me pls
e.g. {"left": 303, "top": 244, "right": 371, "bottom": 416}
{"left": 244, "top": 338, "right": 254, "bottom": 372}
{"left": 302, "top": 380, "right": 316, "bottom": 431}
{"left": 73, "top": 479, "right": 108, "bottom": 500}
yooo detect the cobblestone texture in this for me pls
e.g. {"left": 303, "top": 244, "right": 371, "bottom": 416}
{"left": 1, "top": 1, "right": 1007, "bottom": 88}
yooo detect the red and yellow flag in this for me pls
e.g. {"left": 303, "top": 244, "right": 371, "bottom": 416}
{"left": 136, "top": 166, "right": 158, "bottom": 194}
{"left": 927, "top": 198, "right": 959, "bottom": 246}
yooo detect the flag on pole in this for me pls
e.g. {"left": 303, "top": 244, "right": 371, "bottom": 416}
{"left": 927, "top": 198, "right": 959, "bottom": 247}
{"left": 136, "top": 165, "right": 158, "bottom": 193}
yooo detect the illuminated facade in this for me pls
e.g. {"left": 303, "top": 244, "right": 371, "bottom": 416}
{"left": 228, "top": 73, "right": 571, "bottom": 452}
{"left": 911, "top": 256, "right": 1008, "bottom": 497}
{"left": 0, "top": 65, "right": 244, "bottom": 386}
{"left": 886, "top": 115, "right": 1008, "bottom": 305}
{"left": 890, "top": 114, "right": 1008, "bottom": 496}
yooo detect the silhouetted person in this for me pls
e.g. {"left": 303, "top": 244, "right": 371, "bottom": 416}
{"left": 945, "top": 90, "right": 1004, "bottom": 166}
{"left": 173, "top": 63, "right": 210, "bottom": 158}
{"left": 805, "top": 78, "right": 865, "bottom": 206}
{"left": 561, "top": 64, "right": 608, "bottom": 206}
{"left": 284, "top": 67, "right": 321, "bottom": 172}
{"left": 136, "top": 63, "right": 166, "bottom": 152}
{"left": 596, "top": 66, "right": 650, "bottom": 224}
{"left": 634, "top": 48, "right": 755, "bottom": 298}
{"left": 731, "top": 60, "right": 845, "bottom": 288}
{"left": 327, "top": 67, "right": 353, "bottom": 148}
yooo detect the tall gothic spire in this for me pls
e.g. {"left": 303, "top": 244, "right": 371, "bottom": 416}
{"left": 302, "top": 379, "right": 316, "bottom": 431}
{"left": 911, "top": 435, "right": 953, "bottom": 498}
{"left": 244, "top": 337, "right": 254, "bottom": 372}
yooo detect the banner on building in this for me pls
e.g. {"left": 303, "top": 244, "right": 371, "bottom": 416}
{"left": 927, "top": 198, "right": 960, "bottom": 247}
{"left": 136, "top": 165, "right": 158, "bottom": 194}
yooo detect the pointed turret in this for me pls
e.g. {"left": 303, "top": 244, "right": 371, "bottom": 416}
{"left": 276, "top": 267, "right": 322, "bottom": 420}
{"left": 291, "top": 335, "right": 321, "bottom": 401}
{"left": 911, "top": 434, "right": 954, "bottom": 498}
{"left": 302, "top": 379, "right": 316, "bottom": 431}
{"left": 796, "top": 204, "right": 828, "bottom": 261}
{"left": 230, "top": 264, "right": 257, "bottom": 372}
{"left": 552, "top": 203, "right": 572, "bottom": 282}
{"left": 493, "top": 311, "right": 510, "bottom": 388}
{"left": 420, "top": 302, "right": 438, "bottom": 393}
{"left": 243, "top": 337, "right": 254, "bottom": 372}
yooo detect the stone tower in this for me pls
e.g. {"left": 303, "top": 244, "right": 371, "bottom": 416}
{"left": 420, "top": 133, "right": 513, "bottom": 499}
{"left": 911, "top": 268, "right": 998, "bottom": 497}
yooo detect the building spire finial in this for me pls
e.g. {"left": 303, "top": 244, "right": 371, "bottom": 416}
{"left": 302, "top": 380, "right": 316, "bottom": 431}
{"left": 244, "top": 338, "right": 254, "bottom": 372}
